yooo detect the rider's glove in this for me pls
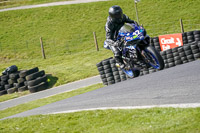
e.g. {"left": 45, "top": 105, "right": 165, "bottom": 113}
{"left": 113, "top": 40, "right": 121, "bottom": 47}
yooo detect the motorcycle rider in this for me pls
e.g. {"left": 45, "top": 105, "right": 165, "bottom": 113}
{"left": 105, "top": 5, "right": 138, "bottom": 69}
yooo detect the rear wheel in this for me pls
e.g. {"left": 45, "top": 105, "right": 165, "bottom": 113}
{"left": 143, "top": 46, "right": 164, "bottom": 70}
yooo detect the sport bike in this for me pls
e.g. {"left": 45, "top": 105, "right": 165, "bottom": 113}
{"left": 104, "top": 23, "right": 164, "bottom": 78}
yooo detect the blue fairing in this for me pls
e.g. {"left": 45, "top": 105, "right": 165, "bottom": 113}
{"left": 117, "top": 23, "right": 145, "bottom": 42}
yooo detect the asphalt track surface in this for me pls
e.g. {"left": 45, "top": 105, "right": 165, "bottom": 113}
{"left": 2, "top": 60, "right": 200, "bottom": 120}
{"left": 0, "top": 76, "right": 101, "bottom": 110}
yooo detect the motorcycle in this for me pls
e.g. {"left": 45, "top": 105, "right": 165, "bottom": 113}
{"left": 104, "top": 23, "right": 164, "bottom": 78}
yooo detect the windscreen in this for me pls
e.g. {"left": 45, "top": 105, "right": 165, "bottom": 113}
{"left": 119, "top": 23, "right": 135, "bottom": 34}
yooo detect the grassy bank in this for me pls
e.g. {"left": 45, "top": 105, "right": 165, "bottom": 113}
{"left": 1, "top": 107, "right": 200, "bottom": 132}
{"left": 0, "top": 83, "right": 104, "bottom": 119}
{"left": 0, "top": 0, "right": 199, "bottom": 87}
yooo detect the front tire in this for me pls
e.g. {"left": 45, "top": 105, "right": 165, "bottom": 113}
{"left": 144, "top": 46, "right": 164, "bottom": 70}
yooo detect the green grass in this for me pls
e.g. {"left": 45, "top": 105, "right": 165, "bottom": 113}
{"left": 0, "top": 90, "right": 29, "bottom": 102}
{"left": 0, "top": 83, "right": 104, "bottom": 119}
{"left": 0, "top": 0, "right": 73, "bottom": 9}
{"left": 0, "top": 0, "right": 199, "bottom": 92}
{"left": 1, "top": 107, "right": 200, "bottom": 132}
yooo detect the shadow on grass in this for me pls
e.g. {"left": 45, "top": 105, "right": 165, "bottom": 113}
{"left": 46, "top": 74, "right": 58, "bottom": 89}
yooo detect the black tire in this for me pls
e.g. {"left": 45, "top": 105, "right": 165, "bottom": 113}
{"left": 182, "top": 60, "right": 188, "bottom": 64}
{"left": 167, "top": 58, "right": 174, "bottom": 63}
{"left": 104, "top": 68, "right": 112, "bottom": 73}
{"left": 1, "top": 81, "right": 8, "bottom": 86}
{"left": 188, "top": 40, "right": 195, "bottom": 43}
{"left": 9, "top": 73, "right": 19, "bottom": 80}
{"left": 193, "top": 30, "right": 200, "bottom": 35}
{"left": 195, "top": 38, "right": 200, "bottom": 41}
{"left": 193, "top": 53, "right": 200, "bottom": 59}
{"left": 108, "top": 80, "right": 115, "bottom": 85}
{"left": 187, "top": 36, "right": 194, "bottom": 40}
{"left": 185, "top": 50, "right": 192, "bottom": 56}
{"left": 183, "top": 45, "right": 191, "bottom": 51}
{"left": 107, "top": 77, "right": 114, "bottom": 82}
{"left": 175, "top": 60, "right": 182, "bottom": 65}
{"left": 19, "top": 67, "right": 39, "bottom": 78}
{"left": 172, "top": 47, "right": 179, "bottom": 52}
{"left": 167, "top": 54, "right": 173, "bottom": 59}
{"left": 114, "top": 75, "right": 120, "bottom": 80}
{"left": 168, "top": 62, "right": 175, "bottom": 68}
{"left": 111, "top": 66, "right": 118, "bottom": 72}
{"left": 190, "top": 44, "right": 198, "bottom": 50}
{"left": 178, "top": 47, "right": 184, "bottom": 53}
{"left": 181, "top": 57, "right": 188, "bottom": 61}
{"left": 0, "top": 90, "right": 7, "bottom": 96}
{"left": 14, "top": 82, "right": 24, "bottom": 88}
{"left": 99, "top": 70, "right": 105, "bottom": 75}
{"left": 164, "top": 64, "right": 169, "bottom": 69}
{"left": 109, "top": 58, "right": 116, "bottom": 64}
{"left": 187, "top": 55, "right": 194, "bottom": 60}
{"left": 186, "top": 31, "right": 193, "bottom": 36}
{"left": 8, "top": 79, "right": 17, "bottom": 85}
{"left": 173, "top": 52, "right": 179, "bottom": 57}
{"left": 0, "top": 86, "right": 5, "bottom": 91}
{"left": 166, "top": 49, "right": 172, "bottom": 54}
{"left": 7, "top": 87, "right": 17, "bottom": 94}
{"left": 102, "top": 59, "right": 110, "bottom": 65}
{"left": 105, "top": 73, "right": 113, "bottom": 77}
{"left": 5, "top": 84, "right": 13, "bottom": 90}
{"left": 100, "top": 74, "right": 106, "bottom": 79}
{"left": 97, "top": 66, "right": 104, "bottom": 71}
{"left": 174, "top": 56, "right": 181, "bottom": 61}
{"left": 1, "top": 75, "right": 9, "bottom": 81}
{"left": 145, "top": 46, "right": 164, "bottom": 70}
{"left": 179, "top": 52, "right": 186, "bottom": 57}
{"left": 113, "top": 71, "right": 120, "bottom": 76}
{"left": 160, "top": 51, "right": 166, "bottom": 56}
{"left": 103, "top": 64, "right": 111, "bottom": 70}
{"left": 17, "top": 78, "right": 25, "bottom": 84}
{"left": 27, "top": 75, "right": 47, "bottom": 87}
{"left": 28, "top": 82, "right": 48, "bottom": 93}
{"left": 96, "top": 62, "right": 102, "bottom": 67}
{"left": 26, "top": 70, "right": 45, "bottom": 81}
{"left": 18, "top": 86, "right": 28, "bottom": 92}
{"left": 192, "top": 49, "right": 199, "bottom": 54}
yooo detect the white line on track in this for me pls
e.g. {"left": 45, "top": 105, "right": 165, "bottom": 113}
{"left": 50, "top": 103, "right": 200, "bottom": 114}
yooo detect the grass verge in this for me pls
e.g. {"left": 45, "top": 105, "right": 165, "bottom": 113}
{"left": 0, "top": 83, "right": 104, "bottom": 119}
{"left": 0, "top": 90, "right": 29, "bottom": 102}
{"left": 0, "top": 107, "right": 200, "bottom": 132}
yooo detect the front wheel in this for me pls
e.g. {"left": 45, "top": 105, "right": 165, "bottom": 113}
{"left": 143, "top": 46, "right": 164, "bottom": 70}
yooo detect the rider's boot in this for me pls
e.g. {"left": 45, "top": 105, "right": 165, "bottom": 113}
{"left": 115, "top": 56, "right": 125, "bottom": 69}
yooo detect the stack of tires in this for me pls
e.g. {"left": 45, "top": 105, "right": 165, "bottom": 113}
{"left": 19, "top": 67, "right": 48, "bottom": 93}
{"left": 151, "top": 37, "right": 161, "bottom": 52}
{"left": 0, "top": 67, "right": 48, "bottom": 96}
{"left": 0, "top": 68, "right": 20, "bottom": 96}
{"left": 96, "top": 57, "right": 129, "bottom": 86}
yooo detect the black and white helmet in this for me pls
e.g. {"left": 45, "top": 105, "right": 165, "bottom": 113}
{"left": 109, "top": 5, "right": 123, "bottom": 23}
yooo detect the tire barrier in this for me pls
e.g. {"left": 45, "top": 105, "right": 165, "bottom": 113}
{"left": 0, "top": 67, "right": 48, "bottom": 96}
{"left": 149, "top": 30, "right": 200, "bottom": 52}
{"left": 97, "top": 40, "right": 200, "bottom": 86}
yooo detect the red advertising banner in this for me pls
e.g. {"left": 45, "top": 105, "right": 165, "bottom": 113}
{"left": 159, "top": 33, "right": 183, "bottom": 51}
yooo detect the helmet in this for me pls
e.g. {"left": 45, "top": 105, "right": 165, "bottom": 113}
{"left": 109, "top": 5, "right": 123, "bottom": 23}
